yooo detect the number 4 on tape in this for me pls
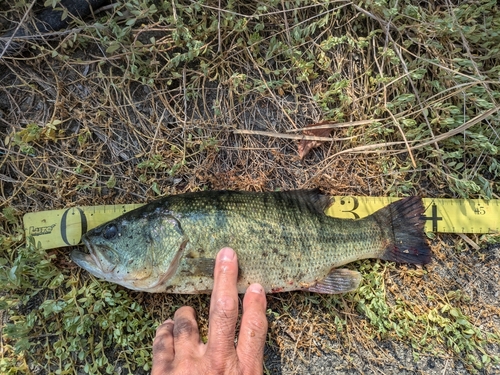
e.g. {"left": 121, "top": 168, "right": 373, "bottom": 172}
{"left": 24, "top": 198, "right": 500, "bottom": 250}
{"left": 422, "top": 202, "right": 442, "bottom": 232}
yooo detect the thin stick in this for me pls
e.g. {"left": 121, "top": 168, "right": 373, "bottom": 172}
{"left": 0, "top": 0, "right": 36, "bottom": 58}
{"left": 286, "top": 119, "right": 382, "bottom": 132}
{"left": 232, "top": 129, "right": 355, "bottom": 142}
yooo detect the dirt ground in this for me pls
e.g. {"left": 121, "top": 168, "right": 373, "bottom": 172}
{"left": 270, "top": 242, "right": 500, "bottom": 375}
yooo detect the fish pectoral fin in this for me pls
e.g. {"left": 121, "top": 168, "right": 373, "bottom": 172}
{"left": 181, "top": 257, "right": 216, "bottom": 277}
{"left": 304, "top": 268, "right": 362, "bottom": 294}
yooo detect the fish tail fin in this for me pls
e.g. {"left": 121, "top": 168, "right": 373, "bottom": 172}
{"left": 373, "top": 197, "right": 431, "bottom": 265}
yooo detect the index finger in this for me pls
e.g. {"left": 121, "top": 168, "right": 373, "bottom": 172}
{"left": 206, "top": 247, "right": 239, "bottom": 357}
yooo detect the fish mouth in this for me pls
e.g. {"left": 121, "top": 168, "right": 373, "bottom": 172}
{"left": 71, "top": 235, "right": 116, "bottom": 275}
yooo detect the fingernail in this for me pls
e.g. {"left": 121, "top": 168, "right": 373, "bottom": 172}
{"left": 248, "top": 283, "right": 264, "bottom": 294}
{"left": 219, "top": 247, "right": 235, "bottom": 261}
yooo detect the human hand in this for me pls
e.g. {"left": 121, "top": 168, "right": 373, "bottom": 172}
{"left": 152, "top": 247, "right": 268, "bottom": 375}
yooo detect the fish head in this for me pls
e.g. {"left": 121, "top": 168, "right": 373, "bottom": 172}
{"left": 70, "top": 212, "right": 187, "bottom": 292}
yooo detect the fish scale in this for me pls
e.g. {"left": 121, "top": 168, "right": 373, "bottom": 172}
{"left": 71, "top": 190, "right": 431, "bottom": 293}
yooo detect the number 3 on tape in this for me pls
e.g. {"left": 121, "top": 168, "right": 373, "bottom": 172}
{"left": 24, "top": 198, "right": 500, "bottom": 250}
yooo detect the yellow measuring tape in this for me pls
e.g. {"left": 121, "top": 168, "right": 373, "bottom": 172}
{"left": 23, "top": 197, "right": 500, "bottom": 250}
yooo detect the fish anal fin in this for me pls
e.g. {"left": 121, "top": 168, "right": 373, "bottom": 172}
{"left": 304, "top": 268, "right": 362, "bottom": 294}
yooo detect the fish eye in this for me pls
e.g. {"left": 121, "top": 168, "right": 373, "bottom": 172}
{"left": 103, "top": 224, "right": 118, "bottom": 240}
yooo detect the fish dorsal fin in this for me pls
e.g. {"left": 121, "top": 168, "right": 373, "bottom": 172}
{"left": 283, "top": 189, "right": 332, "bottom": 214}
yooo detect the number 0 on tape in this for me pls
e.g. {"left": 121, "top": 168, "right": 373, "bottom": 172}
{"left": 23, "top": 197, "right": 500, "bottom": 250}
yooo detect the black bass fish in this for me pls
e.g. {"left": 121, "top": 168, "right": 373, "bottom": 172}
{"left": 70, "top": 190, "right": 431, "bottom": 293}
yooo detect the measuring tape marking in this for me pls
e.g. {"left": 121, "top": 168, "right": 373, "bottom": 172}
{"left": 23, "top": 197, "right": 500, "bottom": 250}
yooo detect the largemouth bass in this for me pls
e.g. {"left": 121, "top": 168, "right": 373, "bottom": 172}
{"left": 70, "top": 190, "right": 431, "bottom": 294}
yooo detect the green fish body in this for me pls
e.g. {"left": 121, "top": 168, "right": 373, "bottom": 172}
{"left": 70, "top": 190, "right": 431, "bottom": 293}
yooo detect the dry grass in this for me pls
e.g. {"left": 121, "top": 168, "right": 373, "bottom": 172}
{"left": 1, "top": 0, "right": 500, "bottom": 374}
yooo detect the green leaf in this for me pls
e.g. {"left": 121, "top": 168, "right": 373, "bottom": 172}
{"left": 449, "top": 308, "right": 460, "bottom": 318}
{"left": 152, "top": 182, "right": 161, "bottom": 195}
{"left": 106, "top": 174, "right": 117, "bottom": 189}
{"left": 106, "top": 42, "right": 121, "bottom": 54}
